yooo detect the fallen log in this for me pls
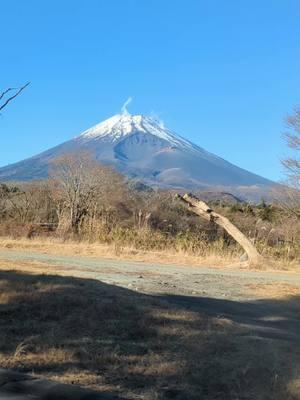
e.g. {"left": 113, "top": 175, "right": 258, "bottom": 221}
{"left": 176, "top": 193, "right": 263, "bottom": 266}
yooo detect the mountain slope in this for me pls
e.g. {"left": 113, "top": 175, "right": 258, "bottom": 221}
{"left": 0, "top": 113, "right": 273, "bottom": 196}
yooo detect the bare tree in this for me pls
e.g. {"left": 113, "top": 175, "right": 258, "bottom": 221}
{"left": 0, "top": 182, "right": 51, "bottom": 223}
{"left": 0, "top": 183, "right": 11, "bottom": 219}
{"left": 282, "top": 107, "right": 300, "bottom": 182}
{"left": 50, "top": 152, "right": 125, "bottom": 234}
{"left": 277, "top": 107, "right": 300, "bottom": 217}
{"left": 0, "top": 82, "right": 30, "bottom": 112}
{"left": 273, "top": 184, "right": 300, "bottom": 218}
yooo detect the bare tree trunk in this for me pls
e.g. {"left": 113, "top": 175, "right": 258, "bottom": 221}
{"left": 176, "top": 193, "right": 263, "bottom": 265}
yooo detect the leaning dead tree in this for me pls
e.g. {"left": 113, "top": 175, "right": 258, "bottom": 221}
{"left": 0, "top": 82, "right": 30, "bottom": 112}
{"left": 176, "top": 193, "right": 262, "bottom": 265}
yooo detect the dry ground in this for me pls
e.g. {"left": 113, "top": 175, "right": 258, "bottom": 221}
{"left": 0, "top": 245, "right": 300, "bottom": 399}
{"left": 0, "top": 267, "right": 300, "bottom": 400}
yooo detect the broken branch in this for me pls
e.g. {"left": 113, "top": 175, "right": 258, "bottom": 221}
{"left": 176, "top": 193, "right": 263, "bottom": 266}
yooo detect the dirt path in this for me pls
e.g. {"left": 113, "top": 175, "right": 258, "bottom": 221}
{"left": 1, "top": 248, "right": 300, "bottom": 342}
{"left": 0, "top": 249, "right": 300, "bottom": 299}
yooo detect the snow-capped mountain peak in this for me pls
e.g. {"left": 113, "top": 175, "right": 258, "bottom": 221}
{"left": 78, "top": 113, "right": 196, "bottom": 151}
{"left": 0, "top": 109, "right": 274, "bottom": 201}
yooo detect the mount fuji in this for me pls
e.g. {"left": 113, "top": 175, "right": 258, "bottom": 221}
{"left": 0, "top": 111, "right": 273, "bottom": 198}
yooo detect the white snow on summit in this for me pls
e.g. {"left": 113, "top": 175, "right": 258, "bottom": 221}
{"left": 78, "top": 113, "right": 198, "bottom": 152}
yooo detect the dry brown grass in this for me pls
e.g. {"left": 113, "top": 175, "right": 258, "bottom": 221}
{"left": 246, "top": 282, "right": 300, "bottom": 299}
{"left": 0, "top": 236, "right": 239, "bottom": 267}
{"left": 0, "top": 263, "right": 300, "bottom": 399}
{"left": 0, "top": 258, "right": 78, "bottom": 277}
{"left": 1, "top": 236, "right": 299, "bottom": 273}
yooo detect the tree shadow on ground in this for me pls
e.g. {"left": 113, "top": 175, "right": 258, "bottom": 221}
{"left": 160, "top": 292, "right": 300, "bottom": 342}
{"left": 0, "top": 270, "right": 300, "bottom": 400}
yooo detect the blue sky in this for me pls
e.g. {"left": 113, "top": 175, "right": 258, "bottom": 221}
{"left": 1, "top": 0, "right": 300, "bottom": 181}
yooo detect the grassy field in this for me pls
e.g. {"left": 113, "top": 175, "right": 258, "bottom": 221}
{"left": 0, "top": 259, "right": 300, "bottom": 399}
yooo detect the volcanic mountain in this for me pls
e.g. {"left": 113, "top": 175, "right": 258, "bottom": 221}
{"left": 0, "top": 113, "right": 273, "bottom": 198}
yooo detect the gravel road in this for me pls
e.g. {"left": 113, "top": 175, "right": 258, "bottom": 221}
{"left": 0, "top": 249, "right": 299, "bottom": 301}
{"left": 0, "top": 248, "right": 300, "bottom": 341}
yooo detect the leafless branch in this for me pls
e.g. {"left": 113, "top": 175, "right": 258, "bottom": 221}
{"left": 0, "top": 82, "right": 30, "bottom": 112}
{"left": 0, "top": 87, "right": 17, "bottom": 101}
